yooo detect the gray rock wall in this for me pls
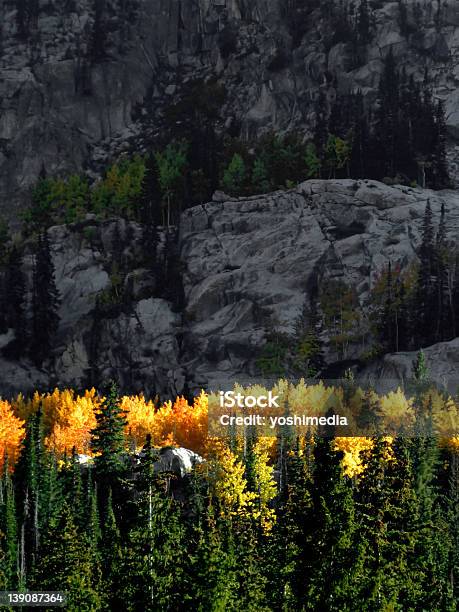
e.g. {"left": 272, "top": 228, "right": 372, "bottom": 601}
{"left": 2, "top": 0, "right": 459, "bottom": 219}
{"left": 2, "top": 179, "right": 457, "bottom": 397}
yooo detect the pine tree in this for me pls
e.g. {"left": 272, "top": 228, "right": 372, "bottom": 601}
{"left": 356, "top": 437, "right": 420, "bottom": 608}
{"left": 14, "top": 407, "right": 46, "bottom": 580}
{"left": 446, "top": 452, "right": 459, "bottom": 603}
{"left": 188, "top": 489, "right": 240, "bottom": 611}
{"left": 3, "top": 245, "right": 28, "bottom": 359}
{"left": 251, "top": 158, "right": 271, "bottom": 193}
{"left": 115, "top": 442, "right": 187, "bottom": 611}
{"left": 100, "top": 488, "right": 121, "bottom": 600}
{"left": 435, "top": 203, "right": 451, "bottom": 341}
{"left": 269, "top": 438, "right": 313, "bottom": 610}
{"left": 432, "top": 100, "right": 450, "bottom": 188}
{"left": 407, "top": 424, "right": 454, "bottom": 610}
{"left": 375, "top": 49, "right": 400, "bottom": 178}
{"left": 222, "top": 153, "right": 246, "bottom": 196}
{"left": 306, "top": 436, "right": 362, "bottom": 610}
{"left": 30, "top": 231, "right": 60, "bottom": 366}
{"left": 64, "top": 448, "right": 84, "bottom": 529}
{"left": 416, "top": 200, "right": 436, "bottom": 346}
{"left": 1, "top": 458, "right": 18, "bottom": 588}
{"left": 90, "top": 380, "right": 127, "bottom": 495}
{"left": 33, "top": 501, "right": 102, "bottom": 611}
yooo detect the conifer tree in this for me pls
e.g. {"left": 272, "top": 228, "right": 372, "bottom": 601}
{"left": 356, "top": 437, "right": 420, "bottom": 607}
{"left": 407, "top": 420, "right": 454, "bottom": 610}
{"left": 90, "top": 380, "right": 127, "bottom": 496}
{"left": 269, "top": 437, "right": 313, "bottom": 610}
{"left": 1, "top": 458, "right": 18, "bottom": 588}
{"left": 435, "top": 203, "right": 450, "bottom": 341}
{"left": 375, "top": 49, "right": 399, "bottom": 178}
{"left": 15, "top": 407, "right": 46, "bottom": 579}
{"left": 446, "top": 452, "right": 459, "bottom": 603}
{"left": 432, "top": 100, "right": 450, "bottom": 188}
{"left": 116, "top": 443, "right": 187, "bottom": 611}
{"left": 222, "top": 153, "right": 246, "bottom": 196}
{"left": 30, "top": 231, "right": 60, "bottom": 366}
{"left": 306, "top": 436, "right": 362, "bottom": 609}
{"left": 33, "top": 501, "right": 102, "bottom": 611}
{"left": 4, "top": 245, "right": 27, "bottom": 359}
{"left": 416, "top": 200, "right": 436, "bottom": 345}
{"left": 189, "top": 502, "right": 239, "bottom": 611}
{"left": 100, "top": 488, "right": 121, "bottom": 601}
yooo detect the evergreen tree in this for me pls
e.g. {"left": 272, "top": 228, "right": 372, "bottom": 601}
{"left": 33, "top": 502, "right": 102, "bottom": 611}
{"left": 222, "top": 153, "right": 246, "bottom": 196}
{"left": 375, "top": 49, "right": 400, "bottom": 178}
{"left": 432, "top": 100, "right": 450, "bottom": 188}
{"left": 306, "top": 437, "right": 362, "bottom": 610}
{"left": 14, "top": 407, "right": 46, "bottom": 580}
{"left": 3, "top": 245, "right": 28, "bottom": 359}
{"left": 90, "top": 380, "right": 127, "bottom": 495}
{"left": 269, "top": 437, "right": 313, "bottom": 610}
{"left": 356, "top": 437, "right": 420, "bottom": 607}
{"left": 30, "top": 231, "right": 60, "bottom": 366}
{"left": 435, "top": 203, "right": 451, "bottom": 341}
{"left": 190, "top": 505, "right": 240, "bottom": 611}
{"left": 100, "top": 488, "right": 121, "bottom": 601}
{"left": 446, "top": 452, "right": 459, "bottom": 603}
{"left": 1, "top": 459, "right": 18, "bottom": 588}
{"left": 251, "top": 158, "right": 271, "bottom": 193}
{"left": 115, "top": 439, "right": 187, "bottom": 611}
{"left": 407, "top": 423, "right": 454, "bottom": 610}
{"left": 416, "top": 200, "right": 436, "bottom": 345}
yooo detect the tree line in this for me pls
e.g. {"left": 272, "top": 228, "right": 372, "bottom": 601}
{"left": 0, "top": 380, "right": 458, "bottom": 610}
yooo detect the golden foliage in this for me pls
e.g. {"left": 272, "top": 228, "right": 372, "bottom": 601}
{"left": 0, "top": 399, "right": 25, "bottom": 470}
{"left": 334, "top": 437, "right": 373, "bottom": 478}
{"left": 1, "top": 382, "right": 458, "bottom": 474}
{"left": 206, "top": 447, "right": 255, "bottom": 517}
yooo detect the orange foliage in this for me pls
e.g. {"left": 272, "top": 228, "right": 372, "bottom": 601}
{"left": 2, "top": 383, "right": 458, "bottom": 472}
{"left": 45, "top": 389, "right": 99, "bottom": 456}
{"left": 0, "top": 399, "right": 25, "bottom": 470}
{"left": 124, "top": 391, "right": 209, "bottom": 456}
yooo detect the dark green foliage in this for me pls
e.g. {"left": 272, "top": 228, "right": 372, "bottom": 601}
{"left": 32, "top": 502, "right": 102, "bottom": 611}
{"left": 30, "top": 232, "right": 60, "bottom": 366}
{"left": 1, "top": 460, "right": 18, "bottom": 588}
{"left": 306, "top": 437, "right": 361, "bottom": 609}
{"left": 373, "top": 203, "right": 459, "bottom": 353}
{"left": 90, "top": 380, "right": 127, "bottom": 490}
{"left": 2, "top": 245, "right": 28, "bottom": 359}
{"left": 3, "top": 399, "right": 459, "bottom": 611}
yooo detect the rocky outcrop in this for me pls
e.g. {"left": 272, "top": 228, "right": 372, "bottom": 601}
{"left": 180, "top": 179, "right": 459, "bottom": 390}
{"left": 2, "top": 0, "right": 459, "bottom": 220}
{"left": 360, "top": 337, "right": 459, "bottom": 394}
{"left": 0, "top": 179, "right": 457, "bottom": 397}
{"left": 79, "top": 447, "right": 204, "bottom": 478}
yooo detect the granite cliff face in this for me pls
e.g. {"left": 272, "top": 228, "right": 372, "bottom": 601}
{"left": 1, "top": 179, "right": 457, "bottom": 397}
{"left": 2, "top": 0, "right": 459, "bottom": 219}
